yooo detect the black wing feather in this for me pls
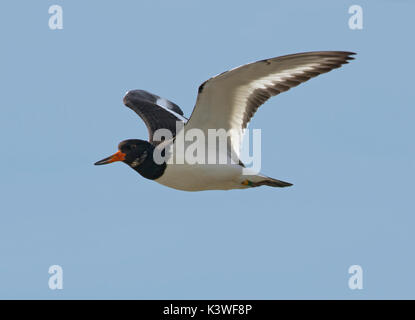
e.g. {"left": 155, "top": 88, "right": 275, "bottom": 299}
{"left": 123, "top": 90, "right": 187, "bottom": 145}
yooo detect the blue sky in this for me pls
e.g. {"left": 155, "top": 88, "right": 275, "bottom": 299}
{"left": 0, "top": 0, "right": 414, "bottom": 299}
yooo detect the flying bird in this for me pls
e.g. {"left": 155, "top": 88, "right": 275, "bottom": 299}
{"left": 95, "top": 51, "right": 355, "bottom": 191}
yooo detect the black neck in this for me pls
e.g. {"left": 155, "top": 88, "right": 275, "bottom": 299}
{"left": 129, "top": 145, "right": 166, "bottom": 180}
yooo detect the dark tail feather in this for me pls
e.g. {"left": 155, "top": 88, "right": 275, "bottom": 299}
{"left": 252, "top": 178, "right": 293, "bottom": 188}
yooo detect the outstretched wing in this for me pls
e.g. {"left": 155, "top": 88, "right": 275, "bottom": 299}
{"left": 123, "top": 90, "right": 187, "bottom": 145}
{"left": 184, "top": 51, "right": 355, "bottom": 155}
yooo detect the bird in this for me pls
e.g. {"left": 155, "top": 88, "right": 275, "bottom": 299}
{"left": 95, "top": 51, "right": 355, "bottom": 191}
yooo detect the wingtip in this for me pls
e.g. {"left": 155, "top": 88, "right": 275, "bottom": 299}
{"left": 346, "top": 52, "right": 357, "bottom": 59}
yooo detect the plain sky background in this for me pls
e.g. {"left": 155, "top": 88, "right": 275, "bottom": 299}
{"left": 0, "top": 0, "right": 414, "bottom": 299}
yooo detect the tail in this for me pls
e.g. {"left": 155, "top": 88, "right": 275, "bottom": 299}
{"left": 242, "top": 175, "right": 293, "bottom": 188}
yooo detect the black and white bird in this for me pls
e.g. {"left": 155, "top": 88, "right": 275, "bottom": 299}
{"left": 95, "top": 51, "right": 355, "bottom": 191}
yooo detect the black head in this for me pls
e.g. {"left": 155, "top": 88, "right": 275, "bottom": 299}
{"left": 95, "top": 139, "right": 167, "bottom": 180}
{"left": 94, "top": 139, "right": 153, "bottom": 167}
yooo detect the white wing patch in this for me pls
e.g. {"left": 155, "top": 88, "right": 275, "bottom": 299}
{"left": 156, "top": 97, "right": 188, "bottom": 122}
{"left": 184, "top": 51, "right": 355, "bottom": 156}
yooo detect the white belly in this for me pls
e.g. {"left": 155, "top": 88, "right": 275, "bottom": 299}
{"left": 153, "top": 137, "right": 249, "bottom": 191}
{"left": 155, "top": 163, "right": 246, "bottom": 191}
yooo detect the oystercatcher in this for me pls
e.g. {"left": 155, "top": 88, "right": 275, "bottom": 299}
{"left": 95, "top": 51, "right": 355, "bottom": 191}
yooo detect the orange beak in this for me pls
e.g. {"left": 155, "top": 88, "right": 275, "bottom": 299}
{"left": 94, "top": 150, "right": 126, "bottom": 165}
